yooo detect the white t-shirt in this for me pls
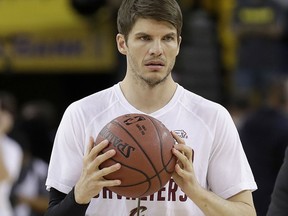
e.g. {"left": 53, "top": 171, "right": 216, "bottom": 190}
{"left": 0, "top": 135, "right": 23, "bottom": 216}
{"left": 46, "top": 83, "right": 257, "bottom": 216}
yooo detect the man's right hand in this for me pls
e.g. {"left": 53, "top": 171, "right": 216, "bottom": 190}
{"left": 74, "top": 137, "right": 121, "bottom": 204}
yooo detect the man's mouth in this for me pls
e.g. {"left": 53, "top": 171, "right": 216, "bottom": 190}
{"left": 145, "top": 60, "right": 165, "bottom": 66}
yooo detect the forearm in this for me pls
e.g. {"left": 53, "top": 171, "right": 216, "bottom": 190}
{"left": 189, "top": 187, "right": 256, "bottom": 216}
{"left": 19, "top": 196, "right": 49, "bottom": 212}
{"left": 44, "top": 187, "right": 89, "bottom": 216}
{"left": 0, "top": 147, "right": 10, "bottom": 181}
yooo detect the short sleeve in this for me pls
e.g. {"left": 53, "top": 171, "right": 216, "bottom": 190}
{"left": 46, "top": 103, "right": 87, "bottom": 194}
{"left": 207, "top": 107, "right": 257, "bottom": 199}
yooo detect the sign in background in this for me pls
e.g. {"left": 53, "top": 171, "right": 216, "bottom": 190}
{"left": 0, "top": 0, "right": 117, "bottom": 73}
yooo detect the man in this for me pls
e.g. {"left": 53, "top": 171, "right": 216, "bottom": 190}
{"left": 10, "top": 100, "right": 53, "bottom": 216}
{"left": 0, "top": 91, "right": 23, "bottom": 216}
{"left": 267, "top": 146, "right": 288, "bottom": 216}
{"left": 238, "top": 78, "right": 288, "bottom": 216}
{"left": 45, "top": 0, "right": 257, "bottom": 215}
{"left": 232, "top": 0, "right": 288, "bottom": 103}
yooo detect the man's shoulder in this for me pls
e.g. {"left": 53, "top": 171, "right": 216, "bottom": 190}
{"left": 180, "top": 87, "right": 225, "bottom": 113}
{"left": 1, "top": 135, "right": 23, "bottom": 157}
{"left": 67, "top": 85, "right": 117, "bottom": 111}
{"left": 61, "top": 84, "right": 121, "bottom": 124}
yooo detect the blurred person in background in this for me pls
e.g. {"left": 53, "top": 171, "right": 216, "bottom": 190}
{"left": 238, "top": 77, "right": 288, "bottom": 215}
{"left": 16, "top": 100, "right": 57, "bottom": 163}
{"left": 232, "top": 0, "right": 288, "bottom": 107}
{"left": 0, "top": 91, "right": 23, "bottom": 216}
{"left": 267, "top": 146, "right": 288, "bottom": 216}
{"left": 9, "top": 140, "right": 49, "bottom": 216}
{"left": 10, "top": 100, "right": 56, "bottom": 216}
{"left": 232, "top": 1, "right": 288, "bottom": 214}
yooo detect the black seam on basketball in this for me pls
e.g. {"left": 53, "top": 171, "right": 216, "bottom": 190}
{"left": 98, "top": 139, "right": 152, "bottom": 197}
{"left": 111, "top": 118, "right": 163, "bottom": 188}
{"left": 107, "top": 157, "right": 151, "bottom": 186}
{"left": 107, "top": 158, "right": 152, "bottom": 198}
{"left": 110, "top": 155, "right": 173, "bottom": 184}
{"left": 108, "top": 157, "right": 170, "bottom": 197}
{"left": 165, "top": 156, "right": 175, "bottom": 174}
{"left": 148, "top": 117, "right": 174, "bottom": 175}
{"left": 147, "top": 117, "right": 166, "bottom": 187}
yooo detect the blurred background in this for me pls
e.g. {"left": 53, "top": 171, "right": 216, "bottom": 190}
{"left": 0, "top": 0, "right": 288, "bottom": 215}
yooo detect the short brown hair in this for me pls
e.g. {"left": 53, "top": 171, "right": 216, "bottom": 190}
{"left": 117, "top": 0, "right": 183, "bottom": 40}
{"left": 0, "top": 91, "right": 17, "bottom": 117}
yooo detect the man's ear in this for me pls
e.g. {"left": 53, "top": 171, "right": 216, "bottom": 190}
{"left": 178, "top": 36, "right": 182, "bottom": 46}
{"left": 116, "top": 33, "right": 127, "bottom": 55}
{"left": 176, "top": 36, "right": 182, "bottom": 56}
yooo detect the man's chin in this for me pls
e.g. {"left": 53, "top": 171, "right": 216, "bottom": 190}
{"left": 142, "top": 76, "right": 167, "bottom": 87}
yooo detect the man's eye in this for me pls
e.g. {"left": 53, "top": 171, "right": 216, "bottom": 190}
{"left": 139, "top": 36, "right": 151, "bottom": 41}
{"left": 163, "top": 36, "right": 175, "bottom": 41}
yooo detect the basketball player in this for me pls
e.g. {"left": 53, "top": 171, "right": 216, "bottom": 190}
{"left": 45, "top": 0, "right": 257, "bottom": 215}
{"left": 0, "top": 91, "right": 23, "bottom": 216}
{"left": 267, "top": 146, "right": 288, "bottom": 216}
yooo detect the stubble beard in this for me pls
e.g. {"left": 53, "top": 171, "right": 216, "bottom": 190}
{"left": 141, "top": 69, "right": 171, "bottom": 88}
{"left": 129, "top": 59, "right": 175, "bottom": 88}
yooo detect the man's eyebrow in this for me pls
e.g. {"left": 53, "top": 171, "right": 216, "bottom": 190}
{"left": 165, "top": 32, "right": 177, "bottom": 37}
{"left": 134, "top": 32, "right": 177, "bottom": 37}
{"left": 134, "top": 32, "right": 149, "bottom": 37}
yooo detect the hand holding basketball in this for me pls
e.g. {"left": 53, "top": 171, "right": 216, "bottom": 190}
{"left": 96, "top": 113, "right": 176, "bottom": 198}
{"left": 172, "top": 131, "right": 197, "bottom": 198}
{"left": 75, "top": 137, "right": 121, "bottom": 204}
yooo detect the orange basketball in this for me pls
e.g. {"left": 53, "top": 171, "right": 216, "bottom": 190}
{"left": 96, "top": 113, "right": 176, "bottom": 198}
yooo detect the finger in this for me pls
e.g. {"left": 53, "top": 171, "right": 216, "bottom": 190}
{"left": 173, "top": 143, "right": 194, "bottom": 161}
{"left": 172, "top": 148, "right": 193, "bottom": 170}
{"left": 102, "top": 180, "right": 121, "bottom": 187}
{"left": 98, "top": 179, "right": 122, "bottom": 188}
{"left": 174, "top": 163, "right": 192, "bottom": 179}
{"left": 85, "top": 139, "right": 110, "bottom": 167}
{"left": 172, "top": 148, "right": 187, "bottom": 162}
{"left": 93, "top": 149, "right": 117, "bottom": 168}
{"left": 90, "top": 139, "right": 109, "bottom": 158}
{"left": 171, "top": 131, "right": 185, "bottom": 145}
{"left": 85, "top": 136, "right": 95, "bottom": 157}
{"left": 191, "top": 149, "right": 194, "bottom": 162}
{"left": 97, "top": 163, "right": 121, "bottom": 179}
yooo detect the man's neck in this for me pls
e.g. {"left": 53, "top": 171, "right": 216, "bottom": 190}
{"left": 119, "top": 79, "right": 177, "bottom": 114}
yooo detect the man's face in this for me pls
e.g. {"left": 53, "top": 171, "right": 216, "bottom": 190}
{"left": 117, "top": 18, "right": 181, "bottom": 87}
{"left": 0, "top": 110, "right": 13, "bottom": 135}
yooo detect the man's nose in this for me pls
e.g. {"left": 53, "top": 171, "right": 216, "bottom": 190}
{"left": 149, "top": 40, "right": 163, "bottom": 56}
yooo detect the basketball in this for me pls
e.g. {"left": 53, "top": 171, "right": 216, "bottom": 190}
{"left": 95, "top": 113, "right": 176, "bottom": 198}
